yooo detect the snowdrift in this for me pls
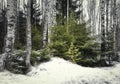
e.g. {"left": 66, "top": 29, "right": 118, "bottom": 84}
{"left": 0, "top": 57, "right": 120, "bottom": 84}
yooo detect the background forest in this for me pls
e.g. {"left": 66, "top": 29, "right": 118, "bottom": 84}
{"left": 0, "top": 0, "right": 120, "bottom": 75}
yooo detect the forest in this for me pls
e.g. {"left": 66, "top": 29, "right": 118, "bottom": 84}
{"left": 0, "top": 0, "right": 120, "bottom": 84}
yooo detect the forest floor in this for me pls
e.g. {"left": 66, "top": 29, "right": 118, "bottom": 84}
{"left": 0, "top": 57, "right": 120, "bottom": 84}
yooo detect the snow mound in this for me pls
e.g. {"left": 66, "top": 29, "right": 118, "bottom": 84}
{"left": 0, "top": 57, "right": 120, "bottom": 84}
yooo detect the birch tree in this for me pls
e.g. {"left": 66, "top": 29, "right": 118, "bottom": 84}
{"left": 66, "top": 0, "right": 69, "bottom": 34}
{"left": 4, "top": 0, "right": 17, "bottom": 69}
{"left": 100, "top": 0, "right": 106, "bottom": 58}
{"left": 0, "top": 0, "right": 4, "bottom": 53}
{"left": 67, "top": 0, "right": 69, "bottom": 23}
{"left": 42, "top": 0, "right": 56, "bottom": 48}
{"left": 116, "top": 3, "right": 120, "bottom": 61}
{"left": 79, "top": 0, "right": 83, "bottom": 23}
{"left": 0, "top": 0, "right": 4, "bottom": 70}
{"left": 48, "top": 0, "right": 56, "bottom": 43}
{"left": 87, "top": 0, "right": 96, "bottom": 36}
{"left": 113, "top": 0, "right": 117, "bottom": 58}
{"left": 15, "top": 0, "right": 20, "bottom": 43}
{"left": 42, "top": 0, "right": 48, "bottom": 48}
{"left": 26, "top": 0, "right": 32, "bottom": 68}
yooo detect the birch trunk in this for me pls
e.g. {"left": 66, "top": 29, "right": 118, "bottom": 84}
{"left": 0, "top": 0, "right": 4, "bottom": 69}
{"left": 42, "top": 0, "right": 48, "bottom": 48}
{"left": 88, "top": 0, "right": 96, "bottom": 36}
{"left": 67, "top": 0, "right": 69, "bottom": 23}
{"left": 48, "top": 0, "right": 56, "bottom": 43}
{"left": 42, "top": 0, "right": 56, "bottom": 48}
{"left": 16, "top": 0, "right": 20, "bottom": 42}
{"left": 66, "top": 0, "right": 69, "bottom": 34}
{"left": 4, "top": 0, "right": 17, "bottom": 69}
{"left": 100, "top": 0, "right": 106, "bottom": 58}
{"left": 116, "top": 1, "right": 120, "bottom": 62}
{"left": 26, "top": 0, "right": 32, "bottom": 68}
{"left": 113, "top": 0, "right": 117, "bottom": 58}
{"left": 0, "top": 0, "right": 3, "bottom": 53}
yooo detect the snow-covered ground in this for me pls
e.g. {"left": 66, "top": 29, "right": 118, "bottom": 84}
{"left": 0, "top": 57, "right": 120, "bottom": 84}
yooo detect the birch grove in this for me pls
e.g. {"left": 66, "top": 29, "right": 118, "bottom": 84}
{"left": 0, "top": 0, "right": 120, "bottom": 73}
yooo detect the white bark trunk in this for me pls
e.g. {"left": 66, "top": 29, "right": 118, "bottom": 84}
{"left": 116, "top": 1, "right": 120, "bottom": 62}
{"left": 4, "top": 0, "right": 17, "bottom": 68}
{"left": 67, "top": 0, "right": 69, "bottom": 23}
{"left": 26, "top": 0, "right": 32, "bottom": 68}
{"left": 100, "top": 0, "right": 106, "bottom": 58}
{"left": 66, "top": 0, "right": 69, "bottom": 34}
{"left": 43, "top": 0, "right": 56, "bottom": 48}
{"left": 113, "top": 0, "right": 117, "bottom": 58}
{"left": 48, "top": 0, "right": 56, "bottom": 43}
{"left": 42, "top": 0, "right": 48, "bottom": 48}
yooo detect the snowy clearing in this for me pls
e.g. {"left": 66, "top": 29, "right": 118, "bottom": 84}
{"left": 0, "top": 57, "right": 120, "bottom": 84}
